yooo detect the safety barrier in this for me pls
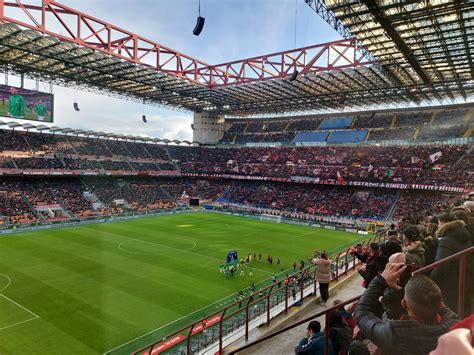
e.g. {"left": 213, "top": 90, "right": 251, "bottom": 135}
{"left": 132, "top": 234, "right": 387, "bottom": 355}
{"left": 230, "top": 246, "right": 474, "bottom": 355}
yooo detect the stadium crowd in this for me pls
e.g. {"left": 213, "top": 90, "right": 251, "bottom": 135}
{"left": 174, "top": 145, "right": 471, "bottom": 187}
{"left": 218, "top": 182, "right": 396, "bottom": 221}
{"left": 298, "top": 193, "right": 474, "bottom": 355}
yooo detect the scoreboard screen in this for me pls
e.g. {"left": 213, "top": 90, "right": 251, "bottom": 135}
{"left": 0, "top": 84, "right": 54, "bottom": 123}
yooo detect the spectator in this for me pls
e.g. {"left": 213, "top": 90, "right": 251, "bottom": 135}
{"left": 295, "top": 320, "right": 334, "bottom": 355}
{"left": 452, "top": 208, "right": 474, "bottom": 243}
{"left": 386, "top": 223, "right": 398, "bottom": 238}
{"left": 327, "top": 311, "right": 352, "bottom": 354}
{"left": 332, "top": 299, "right": 356, "bottom": 332}
{"left": 313, "top": 252, "right": 331, "bottom": 306}
{"left": 382, "top": 240, "right": 403, "bottom": 259}
{"left": 347, "top": 341, "right": 370, "bottom": 355}
{"left": 350, "top": 244, "right": 370, "bottom": 264}
{"left": 431, "top": 213, "right": 472, "bottom": 312}
{"left": 401, "top": 225, "right": 425, "bottom": 268}
{"left": 422, "top": 216, "right": 439, "bottom": 266}
{"left": 355, "top": 264, "right": 459, "bottom": 355}
{"left": 357, "top": 243, "right": 387, "bottom": 288}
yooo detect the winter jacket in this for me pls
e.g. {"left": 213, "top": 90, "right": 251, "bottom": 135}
{"left": 295, "top": 332, "right": 334, "bottom": 355}
{"left": 382, "top": 288, "right": 405, "bottom": 320}
{"left": 359, "top": 254, "right": 387, "bottom": 288}
{"left": 328, "top": 324, "right": 352, "bottom": 354}
{"left": 431, "top": 220, "right": 473, "bottom": 311}
{"left": 355, "top": 276, "right": 460, "bottom": 355}
{"left": 314, "top": 257, "right": 331, "bottom": 284}
{"left": 422, "top": 235, "right": 438, "bottom": 266}
{"left": 404, "top": 240, "right": 425, "bottom": 268}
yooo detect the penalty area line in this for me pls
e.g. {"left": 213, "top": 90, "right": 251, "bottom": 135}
{"left": 0, "top": 294, "right": 40, "bottom": 331}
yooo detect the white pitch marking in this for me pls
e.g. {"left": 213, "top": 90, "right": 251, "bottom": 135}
{"left": 0, "top": 294, "right": 40, "bottom": 331}
{"left": 85, "top": 227, "right": 272, "bottom": 275}
{"left": 102, "top": 291, "right": 243, "bottom": 355}
{"left": 117, "top": 242, "right": 143, "bottom": 255}
{"left": 0, "top": 274, "right": 11, "bottom": 292}
{"left": 0, "top": 316, "right": 39, "bottom": 331}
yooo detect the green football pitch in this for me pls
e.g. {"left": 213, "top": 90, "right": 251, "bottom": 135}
{"left": 0, "top": 212, "right": 366, "bottom": 355}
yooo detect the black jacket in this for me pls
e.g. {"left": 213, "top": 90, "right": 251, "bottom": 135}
{"left": 355, "top": 276, "right": 459, "bottom": 355}
{"left": 328, "top": 324, "right": 352, "bottom": 354}
{"left": 430, "top": 220, "right": 473, "bottom": 311}
{"left": 422, "top": 235, "right": 438, "bottom": 266}
{"left": 359, "top": 254, "right": 387, "bottom": 288}
{"left": 382, "top": 288, "right": 405, "bottom": 320}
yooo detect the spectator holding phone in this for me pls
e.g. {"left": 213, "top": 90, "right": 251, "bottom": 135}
{"left": 355, "top": 263, "right": 459, "bottom": 355}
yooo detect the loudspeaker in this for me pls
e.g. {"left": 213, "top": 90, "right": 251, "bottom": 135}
{"left": 73, "top": 102, "right": 80, "bottom": 111}
{"left": 142, "top": 115, "right": 147, "bottom": 123}
{"left": 288, "top": 70, "right": 299, "bottom": 82}
{"left": 193, "top": 16, "right": 205, "bottom": 36}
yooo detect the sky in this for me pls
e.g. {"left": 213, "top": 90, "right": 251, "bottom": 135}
{"left": 4, "top": 0, "right": 342, "bottom": 140}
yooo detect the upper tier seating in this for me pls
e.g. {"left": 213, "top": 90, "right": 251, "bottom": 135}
{"left": 319, "top": 117, "right": 353, "bottom": 129}
{"left": 417, "top": 126, "right": 467, "bottom": 141}
{"left": 327, "top": 130, "right": 367, "bottom": 143}
{"left": 293, "top": 132, "right": 329, "bottom": 143}
{"left": 434, "top": 109, "right": 468, "bottom": 126}
{"left": 353, "top": 114, "right": 393, "bottom": 128}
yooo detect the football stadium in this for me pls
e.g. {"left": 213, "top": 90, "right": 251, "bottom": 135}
{"left": 0, "top": 1, "right": 473, "bottom": 354}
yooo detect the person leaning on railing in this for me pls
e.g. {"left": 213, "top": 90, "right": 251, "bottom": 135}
{"left": 354, "top": 263, "right": 459, "bottom": 355}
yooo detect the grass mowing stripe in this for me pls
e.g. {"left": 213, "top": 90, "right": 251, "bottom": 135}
{"left": 0, "top": 213, "right": 365, "bottom": 355}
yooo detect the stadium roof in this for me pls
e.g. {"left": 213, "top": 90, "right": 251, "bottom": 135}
{"left": 0, "top": 0, "right": 472, "bottom": 116}
{"left": 0, "top": 120, "right": 198, "bottom": 145}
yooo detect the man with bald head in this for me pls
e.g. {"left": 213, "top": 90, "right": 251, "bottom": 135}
{"left": 355, "top": 263, "right": 459, "bottom": 355}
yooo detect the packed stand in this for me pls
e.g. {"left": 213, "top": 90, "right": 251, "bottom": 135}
{"left": 286, "top": 119, "right": 320, "bottom": 132}
{"left": 265, "top": 120, "right": 288, "bottom": 132}
{"left": 0, "top": 157, "right": 15, "bottom": 169}
{"left": 434, "top": 109, "right": 468, "bottom": 126}
{"left": 68, "top": 137, "right": 113, "bottom": 157}
{"left": 49, "top": 179, "right": 96, "bottom": 218}
{"left": 353, "top": 113, "right": 393, "bottom": 128}
{"left": 14, "top": 157, "right": 65, "bottom": 170}
{"left": 396, "top": 111, "right": 432, "bottom": 127}
{"left": 97, "top": 160, "right": 132, "bottom": 171}
{"left": 24, "top": 132, "right": 73, "bottom": 154}
{"left": 0, "top": 129, "right": 29, "bottom": 151}
{"left": 85, "top": 177, "right": 177, "bottom": 212}
{"left": 0, "top": 180, "right": 38, "bottom": 224}
{"left": 218, "top": 181, "right": 396, "bottom": 221}
{"left": 417, "top": 125, "right": 467, "bottom": 141}
{"left": 173, "top": 145, "right": 471, "bottom": 187}
{"left": 161, "top": 178, "right": 230, "bottom": 201}
{"left": 369, "top": 127, "right": 416, "bottom": 141}
{"left": 393, "top": 190, "right": 450, "bottom": 223}
{"left": 63, "top": 157, "right": 102, "bottom": 171}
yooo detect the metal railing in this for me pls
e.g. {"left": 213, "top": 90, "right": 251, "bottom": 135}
{"left": 131, "top": 234, "right": 387, "bottom": 355}
{"left": 229, "top": 246, "right": 474, "bottom": 355}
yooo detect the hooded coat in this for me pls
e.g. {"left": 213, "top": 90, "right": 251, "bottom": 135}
{"left": 430, "top": 220, "right": 473, "bottom": 311}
